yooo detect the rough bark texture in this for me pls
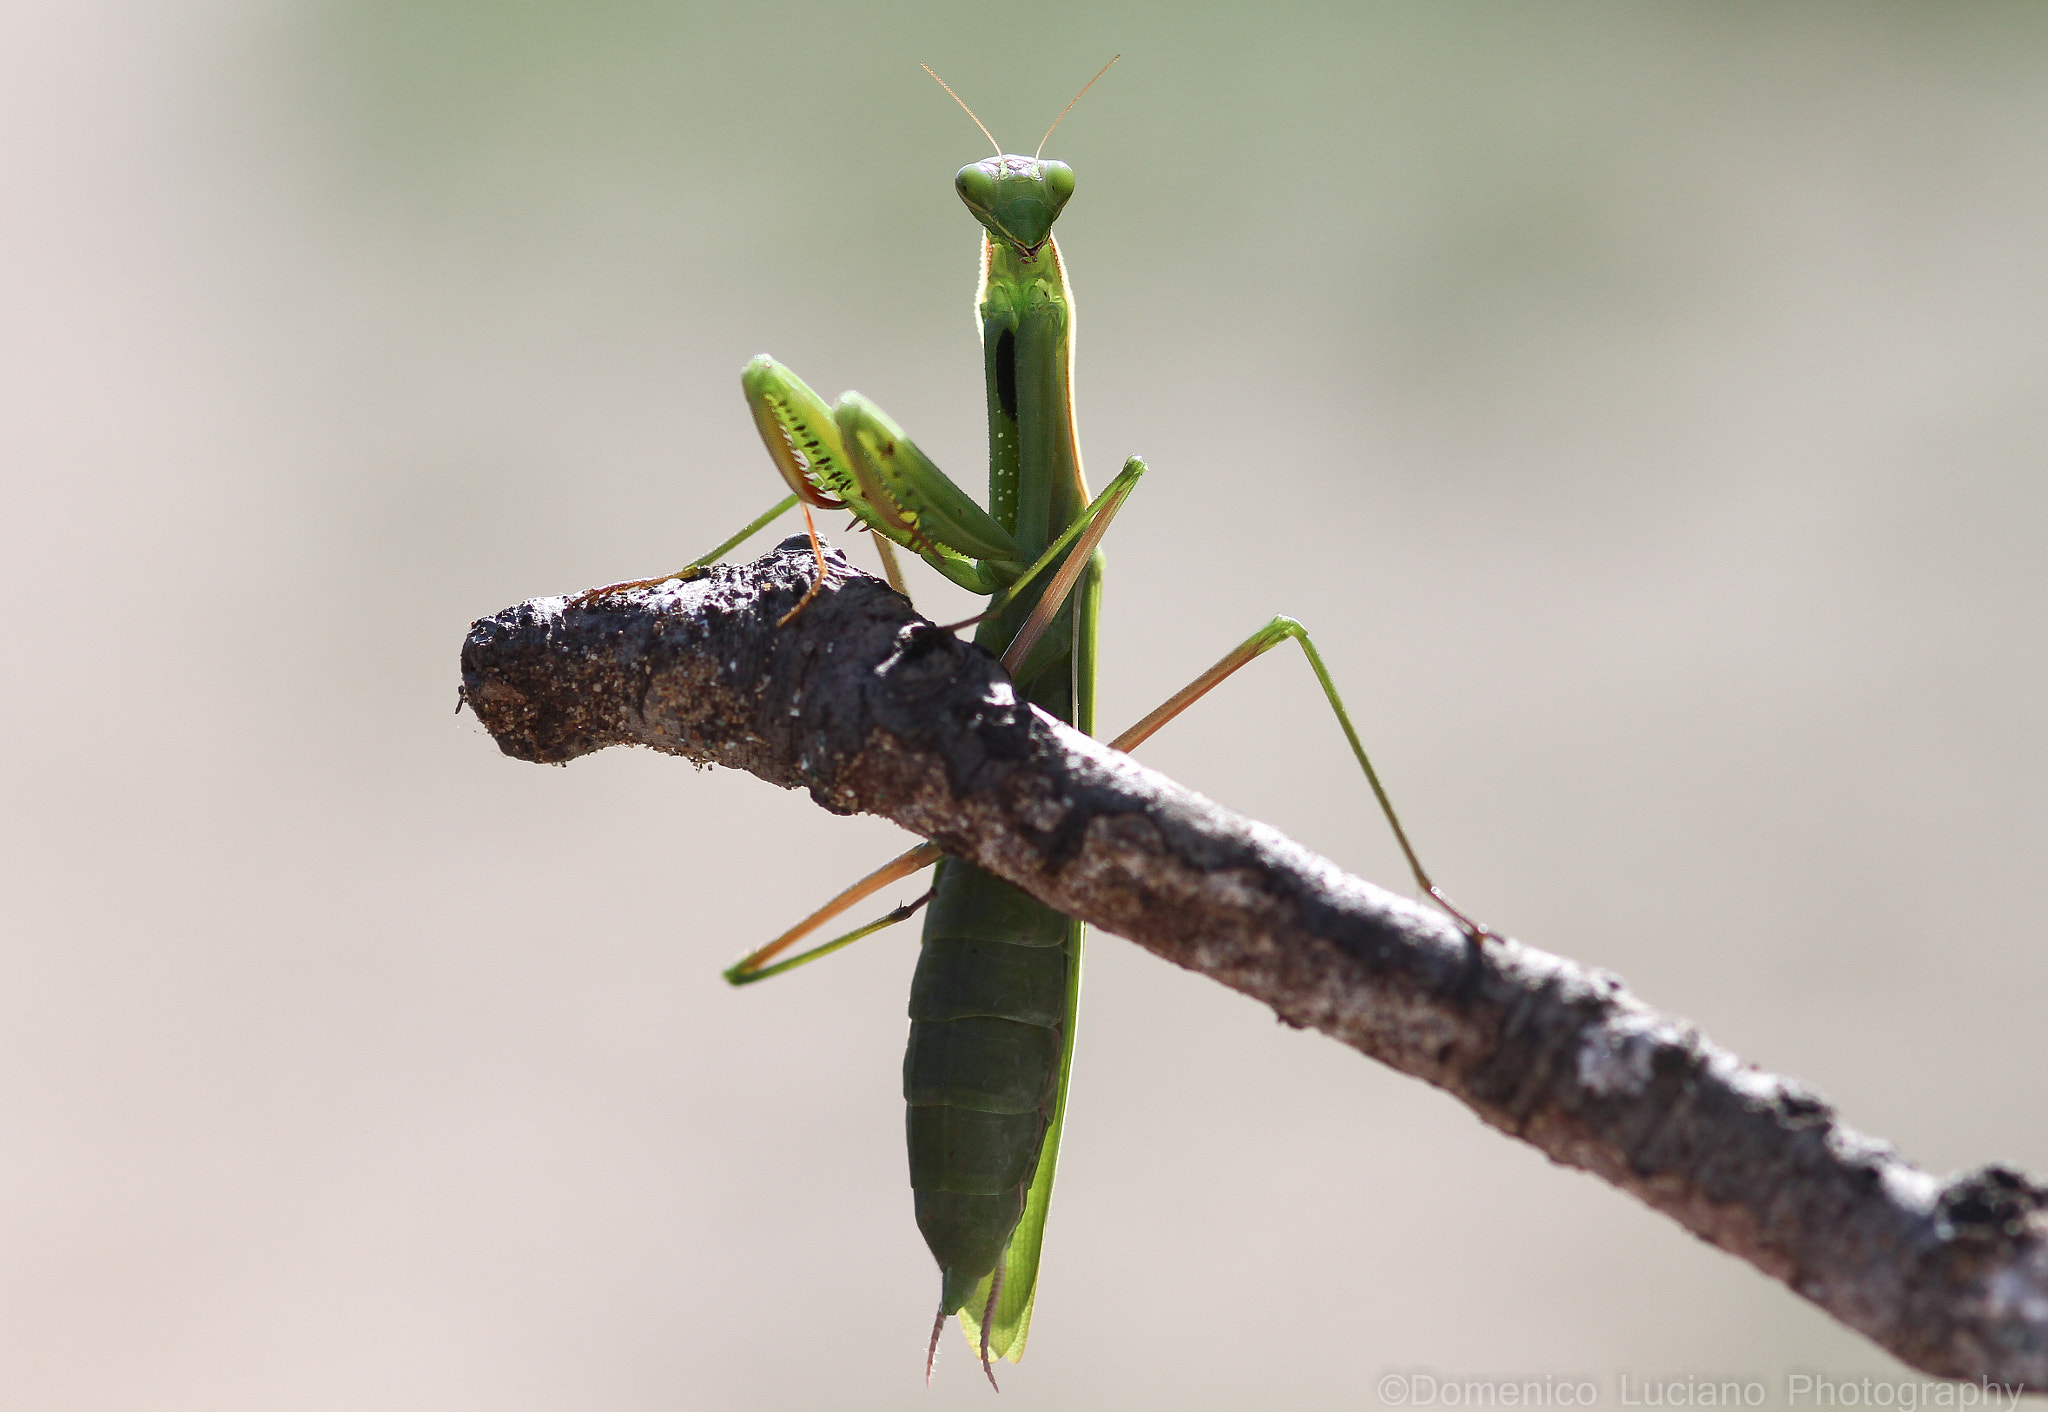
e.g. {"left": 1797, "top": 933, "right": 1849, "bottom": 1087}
{"left": 461, "top": 538, "right": 2048, "bottom": 1391}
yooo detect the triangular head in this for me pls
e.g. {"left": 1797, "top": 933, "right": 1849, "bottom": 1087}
{"left": 955, "top": 155, "right": 1075, "bottom": 257}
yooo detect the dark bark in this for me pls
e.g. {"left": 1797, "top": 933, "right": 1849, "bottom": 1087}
{"left": 461, "top": 538, "right": 2048, "bottom": 1391}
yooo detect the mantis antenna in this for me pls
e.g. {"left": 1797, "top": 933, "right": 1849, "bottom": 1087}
{"left": 1037, "top": 54, "right": 1121, "bottom": 158}
{"left": 920, "top": 63, "right": 1002, "bottom": 157}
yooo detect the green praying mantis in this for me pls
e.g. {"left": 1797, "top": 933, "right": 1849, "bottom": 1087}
{"left": 582, "top": 59, "right": 1486, "bottom": 1386}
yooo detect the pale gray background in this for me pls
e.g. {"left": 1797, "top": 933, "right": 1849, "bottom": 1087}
{"left": 3, "top": 2, "right": 2045, "bottom": 1408}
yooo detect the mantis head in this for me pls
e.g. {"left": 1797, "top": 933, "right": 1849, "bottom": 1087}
{"left": 955, "top": 155, "right": 1074, "bottom": 256}
{"left": 924, "top": 55, "right": 1109, "bottom": 257}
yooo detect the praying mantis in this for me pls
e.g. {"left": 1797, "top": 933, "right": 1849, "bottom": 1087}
{"left": 584, "top": 59, "right": 1484, "bottom": 1385}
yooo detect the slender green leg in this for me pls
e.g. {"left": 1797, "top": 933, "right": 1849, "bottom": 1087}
{"left": 727, "top": 887, "right": 937, "bottom": 984}
{"left": 1112, "top": 617, "right": 1490, "bottom": 940}
{"left": 929, "top": 457, "right": 1143, "bottom": 651}
{"left": 872, "top": 535, "right": 910, "bottom": 596}
{"left": 988, "top": 458, "right": 1142, "bottom": 669}
{"left": 724, "top": 842, "right": 942, "bottom": 984}
{"left": 571, "top": 492, "right": 799, "bottom": 606}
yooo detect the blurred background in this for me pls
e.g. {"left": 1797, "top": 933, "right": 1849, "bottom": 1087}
{"left": 3, "top": 2, "right": 2045, "bottom": 1408}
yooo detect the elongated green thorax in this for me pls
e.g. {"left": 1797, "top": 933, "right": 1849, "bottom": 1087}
{"left": 959, "top": 156, "right": 1085, "bottom": 564}
{"left": 979, "top": 236, "right": 1084, "bottom": 563}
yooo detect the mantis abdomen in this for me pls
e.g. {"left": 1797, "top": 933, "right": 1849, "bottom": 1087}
{"left": 905, "top": 859, "right": 1071, "bottom": 1316}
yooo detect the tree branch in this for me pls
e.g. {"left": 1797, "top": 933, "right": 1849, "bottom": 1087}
{"left": 460, "top": 538, "right": 2048, "bottom": 1390}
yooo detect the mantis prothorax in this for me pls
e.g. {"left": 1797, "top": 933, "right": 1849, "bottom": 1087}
{"left": 591, "top": 58, "right": 1486, "bottom": 1385}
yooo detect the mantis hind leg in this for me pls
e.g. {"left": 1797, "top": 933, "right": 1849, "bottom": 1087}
{"left": 723, "top": 843, "right": 942, "bottom": 985}
{"left": 1112, "top": 617, "right": 1490, "bottom": 941}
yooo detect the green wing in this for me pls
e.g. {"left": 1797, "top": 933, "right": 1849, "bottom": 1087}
{"left": 956, "top": 914, "right": 1084, "bottom": 1361}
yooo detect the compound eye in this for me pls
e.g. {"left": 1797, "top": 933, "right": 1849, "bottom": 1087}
{"left": 1039, "top": 160, "right": 1075, "bottom": 211}
{"left": 955, "top": 163, "right": 998, "bottom": 216}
